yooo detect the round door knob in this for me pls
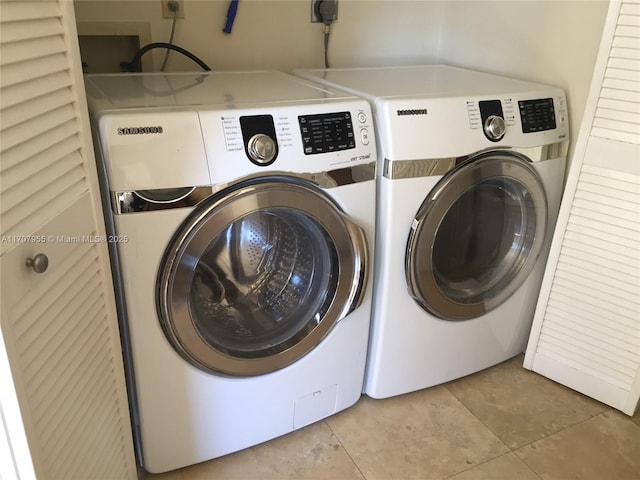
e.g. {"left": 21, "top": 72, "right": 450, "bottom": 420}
{"left": 247, "top": 134, "right": 277, "bottom": 165}
{"left": 483, "top": 115, "right": 506, "bottom": 141}
{"left": 26, "top": 253, "right": 49, "bottom": 274}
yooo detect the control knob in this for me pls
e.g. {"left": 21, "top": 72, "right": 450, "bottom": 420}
{"left": 483, "top": 115, "right": 506, "bottom": 141}
{"left": 247, "top": 134, "right": 277, "bottom": 165}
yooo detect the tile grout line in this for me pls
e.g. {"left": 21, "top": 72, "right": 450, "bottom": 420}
{"left": 439, "top": 450, "right": 543, "bottom": 480}
{"left": 508, "top": 407, "right": 616, "bottom": 480}
{"left": 322, "top": 417, "right": 369, "bottom": 480}
{"left": 439, "top": 384, "right": 546, "bottom": 480}
{"left": 509, "top": 405, "right": 614, "bottom": 452}
{"left": 438, "top": 384, "right": 520, "bottom": 479}
{"left": 443, "top": 380, "right": 613, "bottom": 452}
{"left": 442, "top": 383, "right": 513, "bottom": 451}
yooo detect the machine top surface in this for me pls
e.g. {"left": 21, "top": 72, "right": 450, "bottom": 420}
{"left": 295, "top": 64, "right": 562, "bottom": 100}
{"left": 84, "top": 70, "right": 359, "bottom": 114}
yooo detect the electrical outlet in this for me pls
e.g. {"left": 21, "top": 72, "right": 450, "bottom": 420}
{"left": 162, "top": 0, "right": 185, "bottom": 19}
{"left": 311, "top": 0, "right": 338, "bottom": 23}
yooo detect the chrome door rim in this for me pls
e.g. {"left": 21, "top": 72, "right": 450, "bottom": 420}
{"left": 405, "top": 151, "right": 548, "bottom": 320}
{"left": 157, "top": 176, "right": 368, "bottom": 376}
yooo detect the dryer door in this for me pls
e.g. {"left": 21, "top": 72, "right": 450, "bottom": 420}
{"left": 157, "top": 176, "right": 368, "bottom": 376}
{"left": 406, "top": 151, "right": 547, "bottom": 320}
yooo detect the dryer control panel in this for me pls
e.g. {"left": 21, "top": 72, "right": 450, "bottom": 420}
{"left": 378, "top": 89, "right": 568, "bottom": 160}
{"left": 467, "top": 95, "right": 567, "bottom": 140}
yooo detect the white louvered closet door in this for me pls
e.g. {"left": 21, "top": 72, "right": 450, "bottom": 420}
{"left": 524, "top": 0, "right": 640, "bottom": 416}
{"left": 0, "top": 1, "right": 137, "bottom": 479}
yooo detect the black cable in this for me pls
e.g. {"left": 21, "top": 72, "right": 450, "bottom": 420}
{"left": 316, "top": 0, "right": 337, "bottom": 69}
{"left": 121, "top": 42, "right": 211, "bottom": 72}
{"left": 323, "top": 27, "right": 330, "bottom": 69}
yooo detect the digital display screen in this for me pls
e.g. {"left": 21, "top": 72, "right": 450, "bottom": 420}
{"left": 299, "top": 112, "right": 356, "bottom": 155}
{"left": 519, "top": 98, "right": 556, "bottom": 133}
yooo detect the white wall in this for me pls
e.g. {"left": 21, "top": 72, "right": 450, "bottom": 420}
{"left": 73, "top": 0, "right": 445, "bottom": 72}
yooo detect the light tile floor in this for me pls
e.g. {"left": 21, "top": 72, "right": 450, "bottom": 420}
{"left": 143, "top": 355, "right": 640, "bottom": 480}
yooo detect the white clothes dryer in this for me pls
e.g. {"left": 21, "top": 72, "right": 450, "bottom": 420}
{"left": 84, "top": 71, "right": 376, "bottom": 472}
{"left": 294, "top": 65, "right": 569, "bottom": 399}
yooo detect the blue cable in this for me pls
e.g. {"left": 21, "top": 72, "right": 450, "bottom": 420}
{"left": 223, "top": 0, "right": 239, "bottom": 34}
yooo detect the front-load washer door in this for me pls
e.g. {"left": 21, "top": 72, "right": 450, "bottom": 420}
{"left": 406, "top": 151, "right": 548, "bottom": 321}
{"left": 157, "top": 176, "right": 368, "bottom": 376}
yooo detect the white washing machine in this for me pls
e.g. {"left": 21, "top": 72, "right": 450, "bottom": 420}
{"left": 84, "top": 71, "right": 377, "bottom": 472}
{"left": 294, "top": 65, "right": 569, "bottom": 399}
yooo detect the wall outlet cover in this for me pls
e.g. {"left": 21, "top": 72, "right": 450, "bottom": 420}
{"left": 311, "top": 0, "right": 338, "bottom": 23}
{"left": 161, "top": 0, "right": 185, "bottom": 19}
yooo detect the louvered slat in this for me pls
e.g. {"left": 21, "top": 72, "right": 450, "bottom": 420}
{"left": 0, "top": 119, "right": 77, "bottom": 171}
{"left": 1, "top": 152, "right": 84, "bottom": 214}
{"left": 1, "top": 165, "right": 86, "bottom": 233}
{"left": 1, "top": 136, "right": 78, "bottom": 192}
{"left": 0, "top": 53, "right": 69, "bottom": 89}
{"left": 0, "top": 35, "right": 66, "bottom": 67}
{"left": 0, "top": 18, "right": 64, "bottom": 44}
{"left": 599, "top": 85, "right": 640, "bottom": 101}
{"left": 0, "top": 1, "right": 60, "bottom": 22}
{"left": 1, "top": 71, "right": 71, "bottom": 110}
{"left": 581, "top": 162, "right": 640, "bottom": 186}
{"left": 573, "top": 191, "right": 640, "bottom": 216}
{"left": 2, "top": 87, "right": 74, "bottom": 131}
{"left": 0, "top": 103, "right": 76, "bottom": 153}
{"left": 596, "top": 98, "right": 639, "bottom": 116}
{"left": 575, "top": 184, "right": 639, "bottom": 207}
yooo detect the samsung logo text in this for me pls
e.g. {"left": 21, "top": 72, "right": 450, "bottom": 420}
{"left": 397, "top": 109, "right": 428, "bottom": 116}
{"left": 117, "top": 126, "right": 164, "bottom": 135}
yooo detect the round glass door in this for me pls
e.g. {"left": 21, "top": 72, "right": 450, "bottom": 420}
{"left": 406, "top": 151, "right": 548, "bottom": 320}
{"left": 157, "top": 176, "right": 368, "bottom": 376}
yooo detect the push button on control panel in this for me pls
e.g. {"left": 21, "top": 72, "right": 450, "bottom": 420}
{"left": 360, "top": 128, "right": 370, "bottom": 146}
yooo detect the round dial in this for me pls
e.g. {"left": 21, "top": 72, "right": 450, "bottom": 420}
{"left": 483, "top": 115, "right": 506, "bottom": 141}
{"left": 247, "top": 134, "right": 277, "bottom": 164}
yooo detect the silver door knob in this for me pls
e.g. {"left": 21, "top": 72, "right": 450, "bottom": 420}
{"left": 26, "top": 254, "right": 49, "bottom": 274}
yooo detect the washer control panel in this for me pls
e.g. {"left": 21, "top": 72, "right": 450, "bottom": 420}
{"left": 199, "top": 100, "right": 376, "bottom": 180}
